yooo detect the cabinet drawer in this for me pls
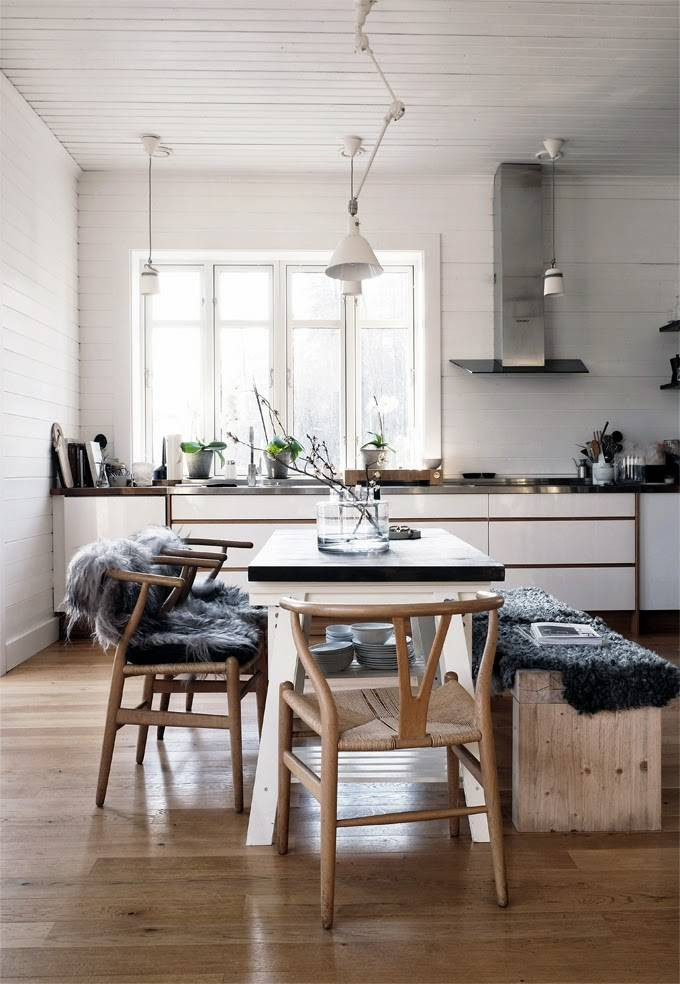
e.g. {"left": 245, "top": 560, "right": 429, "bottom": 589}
{"left": 489, "top": 493, "right": 635, "bottom": 519}
{"left": 171, "top": 494, "right": 321, "bottom": 521}
{"left": 172, "top": 522, "right": 309, "bottom": 569}
{"left": 416, "top": 521, "right": 488, "bottom": 554}
{"left": 492, "top": 567, "right": 635, "bottom": 611}
{"left": 489, "top": 519, "right": 635, "bottom": 565}
{"left": 386, "top": 493, "right": 487, "bottom": 520}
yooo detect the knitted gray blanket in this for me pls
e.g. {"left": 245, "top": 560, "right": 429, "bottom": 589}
{"left": 64, "top": 528, "right": 264, "bottom": 665}
{"left": 472, "top": 587, "right": 680, "bottom": 714}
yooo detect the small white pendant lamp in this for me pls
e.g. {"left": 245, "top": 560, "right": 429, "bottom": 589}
{"left": 536, "top": 137, "right": 565, "bottom": 297}
{"left": 140, "top": 134, "right": 171, "bottom": 296}
{"left": 327, "top": 137, "right": 383, "bottom": 282}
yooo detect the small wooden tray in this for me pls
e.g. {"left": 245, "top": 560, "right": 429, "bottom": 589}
{"left": 344, "top": 467, "right": 443, "bottom": 486}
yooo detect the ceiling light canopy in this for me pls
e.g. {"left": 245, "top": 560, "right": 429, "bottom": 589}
{"left": 536, "top": 137, "right": 566, "bottom": 297}
{"left": 325, "top": 2, "right": 405, "bottom": 284}
{"left": 140, "top": 134, "right": 172, "bottom": 296}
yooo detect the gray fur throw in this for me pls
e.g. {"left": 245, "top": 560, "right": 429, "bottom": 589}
{"left": 472, "top": 587, "right": 680, "bottom": 715}
{"left": 64, "top": 531, "right": 264, "bottom": 665}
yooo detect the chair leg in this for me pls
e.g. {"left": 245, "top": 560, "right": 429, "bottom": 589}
{"left": 479, "top": 733, "right": 508, "bottom": 907}
{"left": 135, "top": 674, "right": 155, "bottom": 764}
{"left": 96, "top": 658, "right": 126, "bottom": 807}
{"left": 226, "top": 657, "right": 243, "bottom": 813}
{"left": 277, "top": 682, "right": 294, "bottom": 855}
{"left": 185, "top": 674, "right": 195, "bottom": 712}
{"left": 446, "top": 746, "right": 461, "bottom": 837}
{"left": 320, "top": 741, "right": 339, "bottom": 930}
{"left": 156, "top": 674, "right": 173, "bottom": 740}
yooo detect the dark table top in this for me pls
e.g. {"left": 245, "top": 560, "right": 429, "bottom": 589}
{"left": 247, "top": 527, "right": 505, "bottom": 583}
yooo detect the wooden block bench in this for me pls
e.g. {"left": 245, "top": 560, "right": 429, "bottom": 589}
{"left": 512, "top": 670, "right": 662, "bottom": 832}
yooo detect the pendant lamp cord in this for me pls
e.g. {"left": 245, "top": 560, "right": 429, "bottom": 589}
{"left": 147, "top": 154, "right": 153, "bottom": 266}
{"left": 551, "top": 156, "right": 556, "bottom": 269}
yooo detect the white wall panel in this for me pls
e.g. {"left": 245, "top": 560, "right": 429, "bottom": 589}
{"left": 76, "top": 170, "right": 679, "bottom": 484}
{"left": 0, "top": 73, "right": 80, "bottom": 674}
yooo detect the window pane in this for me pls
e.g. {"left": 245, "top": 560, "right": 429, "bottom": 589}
{"left": 149, "top": 322, "right": 204, "bottom": 462}
{"left": 151, "top": 269, "right": 202, "bottom": 321}
{"left": 358, "top": 270, "right": 410, "bottom": 323}
{"left": 218, "top": 326, "right": 271, "bottom": 469}
{"left": 292, "top": 327, "right": 341, "bottom": 468}
{"left": 289, "top": 270, "right": 341, "bottom": 321}
{"left": 360, "top": 327, "right": 412, "bottom": 466}
{"left": 216, "top": 267, "right": 271, "bottom": 322}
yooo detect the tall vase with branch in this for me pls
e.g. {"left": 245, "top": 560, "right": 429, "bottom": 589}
{"left": 228, "top": 388, "right": 389, "bottom": 553}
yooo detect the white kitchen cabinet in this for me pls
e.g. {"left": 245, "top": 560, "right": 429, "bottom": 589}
{"left": 53, "top": 495, "right": 166, "bottom": 612}
{"left": 489, "top": 492, "right": 635, "bottom": 519}
{"left": 489, "top": 519, "right": 635, "bottom": 566}
{"left": 495, "top": 567, "right": 635, "bottom": 611}
{"left": 640, "top": 493, "right": 680, "bottom": 610}
{"left": 385, "top": 493, "right": 488, "bottom": 520}
{"left": 171, "top": 494, "right": 320, "bottom": 522}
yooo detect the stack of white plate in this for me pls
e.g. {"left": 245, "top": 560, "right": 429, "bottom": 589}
{"left": 353, "top": 635, "right": 415, "bottom": 671}
{"left": 310, "top": 640, "right": 354, "bottom": 675}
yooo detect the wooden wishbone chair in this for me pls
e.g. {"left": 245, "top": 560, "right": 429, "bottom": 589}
{"left": 95, "top": 557, "right": 267, "bottom": 813}
{"left": 276, "top": 593, "right": 506, "bottom": 929}
{"left": 151, "top": 536, "right": 267, "bottom": 730}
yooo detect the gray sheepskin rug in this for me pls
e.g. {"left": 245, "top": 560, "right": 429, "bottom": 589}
{"left": 64, "top": 530, "right": 265, "bottom": 666}
{"left": 472, "top": 587, "right": 680, "bottom": 715}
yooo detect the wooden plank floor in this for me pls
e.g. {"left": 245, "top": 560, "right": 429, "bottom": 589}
{"left": 1, "top": 633, "right": 678, "bottom": 984}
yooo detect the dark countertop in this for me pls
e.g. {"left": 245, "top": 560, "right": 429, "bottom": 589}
{"left": 52, "top": 480, "right": 680, "bottom": 497}
{"left": 248, "top": 527, "right": 505, "bottom": 583}
{"left": 51, "top": 486, "right": 168, "bottom": 496}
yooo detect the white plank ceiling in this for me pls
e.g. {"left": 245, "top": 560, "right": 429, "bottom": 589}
{"left": 1, "top": 0, "right": 677, "bottom": 175}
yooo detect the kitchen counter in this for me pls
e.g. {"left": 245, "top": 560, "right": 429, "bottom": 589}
{"left": 52, "top": 479, "right": 680, "bottom": 496}
{"left": 169, "top": 479, "right": 679, "bottom": 495}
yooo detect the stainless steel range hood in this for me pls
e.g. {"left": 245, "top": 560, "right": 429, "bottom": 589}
{"left": 451, "top": 163, "right": 587, "bottom": 374}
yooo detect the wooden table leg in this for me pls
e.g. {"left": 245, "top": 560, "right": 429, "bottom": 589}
{"left": 439, "top": 599, "right": 490, "bottom": 843}
{"left": 246, "top": 603, "right": 301, "bottom": 846}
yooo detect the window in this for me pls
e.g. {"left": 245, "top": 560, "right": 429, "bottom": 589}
{"left": 138, "top": 253, "right": 424, "bottom": 472}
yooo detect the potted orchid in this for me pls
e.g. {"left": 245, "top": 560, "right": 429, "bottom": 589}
{"left": 360, "top": 395, "right": 396, "bottom": 468}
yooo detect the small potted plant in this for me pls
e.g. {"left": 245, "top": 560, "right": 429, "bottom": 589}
{"left": 265, "top": 434, "right": 303, "bottom": 479}
{"left": 180, "top": 438, "right": 228, "bottom": 480}
{"left": 360, "top": 395, "right": 395, "bottom": 468}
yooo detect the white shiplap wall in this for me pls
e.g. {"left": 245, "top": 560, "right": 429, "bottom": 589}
{"left": 77, "top": 169, "right": 679, "bottom": 476}
{"left": 0, "top": 74, "right": 79, "bottom": 674}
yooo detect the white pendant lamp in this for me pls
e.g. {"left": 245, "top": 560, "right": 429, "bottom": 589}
{"left": 326, "top": 3, "right": 405, "bottom": 283}
{"left": 140, "top": 134, "right": 171, "bottom": 296}
{"left": 536, "top": 137, "right": 565, "bottom": 297}
{"left": 327, "top": 142, "right": 383, "bottom": 282}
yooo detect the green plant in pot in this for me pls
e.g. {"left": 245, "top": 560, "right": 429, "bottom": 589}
{"left": 265, "top": 434, "right": 303, "bottom": 480}
{"left": 360, "top": 395, "right": 395, "bottom": 468}
{"left": 180, "top": 439, "right": 228, "bottom": 480}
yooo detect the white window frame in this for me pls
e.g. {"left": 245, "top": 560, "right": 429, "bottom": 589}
{"left": 130, "top": 242, "right": 440, "bottom": 467}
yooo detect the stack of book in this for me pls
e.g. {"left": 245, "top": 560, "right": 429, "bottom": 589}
{"left": 520, "top": 622, "right": 604, "bottom": 647}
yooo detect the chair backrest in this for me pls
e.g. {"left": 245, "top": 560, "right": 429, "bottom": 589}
{"left": 280, "top": 594, "right": 503, "bottom": 741}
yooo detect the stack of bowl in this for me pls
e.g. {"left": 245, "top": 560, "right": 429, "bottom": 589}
{"left": 310, "top": 624, "right": 354, "bottom": 674}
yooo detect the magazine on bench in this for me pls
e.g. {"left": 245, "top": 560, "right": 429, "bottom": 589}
{"left": 518, "top": 622, "right": 604, "bottom": 647}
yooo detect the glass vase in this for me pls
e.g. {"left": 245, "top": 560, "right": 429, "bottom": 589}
{"left": 316, "top": 491, "right": 389, "bottom": 555}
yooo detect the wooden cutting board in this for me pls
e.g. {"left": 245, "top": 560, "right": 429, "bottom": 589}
{"left": 343, "top": 467, "right": 443, "bottom": 486}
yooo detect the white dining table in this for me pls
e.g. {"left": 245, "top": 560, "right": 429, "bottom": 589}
{"left": 245, "top": 526, "right": 505, "bottom": 846}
